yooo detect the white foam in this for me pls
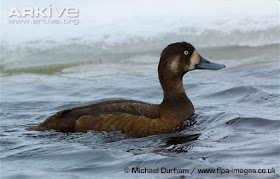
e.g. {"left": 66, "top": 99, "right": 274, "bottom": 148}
{"left": 2, "top": 0, "right": 279, "bottom": 46}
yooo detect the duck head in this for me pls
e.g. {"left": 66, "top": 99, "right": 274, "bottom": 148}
{"left": 158, "top": 42, "right": 225, "bottom": 77}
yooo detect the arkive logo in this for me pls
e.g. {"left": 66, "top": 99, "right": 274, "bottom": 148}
{"left": 8, "top": 4, "right": 79, "bottom": 18}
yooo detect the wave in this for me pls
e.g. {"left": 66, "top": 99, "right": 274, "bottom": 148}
{"left": 226, "top": 117, "right": 280, "bottom": 131}
{"left": 2, "top": 44, "right": 279, "bottom": 75}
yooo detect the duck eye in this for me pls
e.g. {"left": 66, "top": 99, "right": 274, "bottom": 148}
{"left": 184, "top": 50, "right": 189, "bottom": 55}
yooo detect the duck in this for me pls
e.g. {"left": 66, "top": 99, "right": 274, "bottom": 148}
{"left": 27, "top": 42, "right": 225, "bottom": 138}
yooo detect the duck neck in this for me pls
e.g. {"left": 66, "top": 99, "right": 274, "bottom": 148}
{"left": 159, "top": 72, "right": 187, "bottom": 101}
{"left": 158, "top": 71, "right": 194, "bottom": 126}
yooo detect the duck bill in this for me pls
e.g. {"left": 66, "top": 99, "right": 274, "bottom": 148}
{"left": 195, "top": 56, "right": 225, "bottom": 70}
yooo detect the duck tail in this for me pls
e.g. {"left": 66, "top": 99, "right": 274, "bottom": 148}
{"left": 26, "top": 115, "right": 77, "bottom": 132}
{"left": 26, "top": 125, "right": 47, "bottom": 131}
{"left": 26, "top": 115, "right": 53, "bottom": 131}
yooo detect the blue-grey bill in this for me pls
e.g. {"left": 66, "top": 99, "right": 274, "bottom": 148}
{"left": 195, "top": 56, "right": 225, "bottom": 70}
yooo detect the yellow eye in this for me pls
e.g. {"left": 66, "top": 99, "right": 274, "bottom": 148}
{"left": 184, "top": 50, "right": 189, "bottom": 55}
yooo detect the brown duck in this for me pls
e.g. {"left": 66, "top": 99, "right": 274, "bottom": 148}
{"left": 28, "top": 42, "right": 225, "bottom": 137}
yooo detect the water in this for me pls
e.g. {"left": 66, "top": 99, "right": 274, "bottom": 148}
{"left": 1, "top": 0, "right": 280, "bottom": 179}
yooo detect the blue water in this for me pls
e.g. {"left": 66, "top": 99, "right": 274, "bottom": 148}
{"left": 1, "top": 44, "right": 280, "bottom": 179}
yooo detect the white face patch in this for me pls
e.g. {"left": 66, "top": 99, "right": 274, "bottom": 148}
{"left": 187, "top": 50, "right": 200, "bottom": 71}
{"left": 170, "top": 56, "right": 180, "bottom": 72}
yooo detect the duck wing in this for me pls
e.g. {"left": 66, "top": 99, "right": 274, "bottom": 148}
{"left": 29, "top": 100, "right": 171, "bottom": 136}
{"left": 59, "top": 100, "right": 160, "bottom": 120}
